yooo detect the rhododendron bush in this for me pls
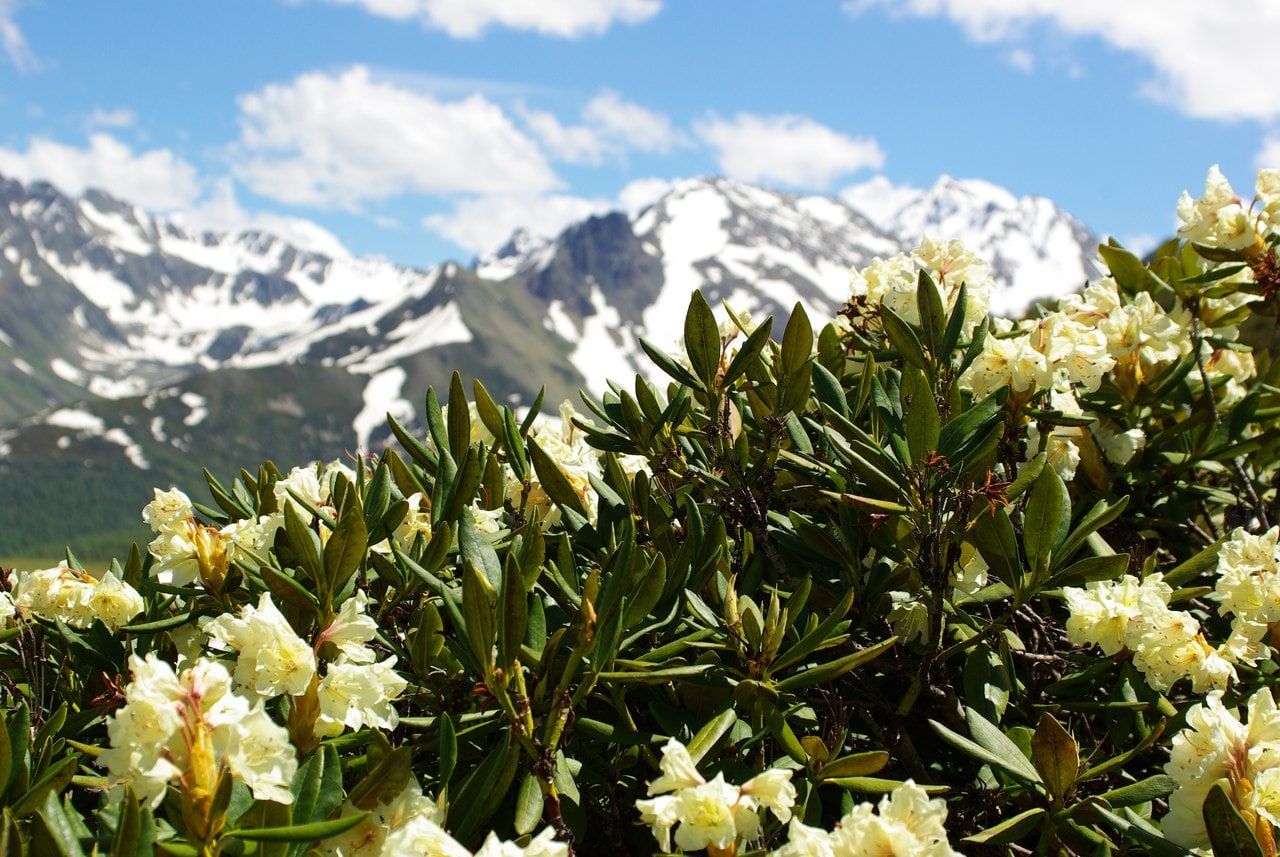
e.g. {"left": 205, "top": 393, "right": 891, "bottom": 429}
{"left": 3, "top": 165, "right": 1280, "bottom": 856}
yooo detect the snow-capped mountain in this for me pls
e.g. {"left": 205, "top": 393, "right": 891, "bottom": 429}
{"left": 841, "top": 175, "right": 1102, "bottom": 314}
{"left": 0, "top": 170, "right": 1102, "bottom": 558}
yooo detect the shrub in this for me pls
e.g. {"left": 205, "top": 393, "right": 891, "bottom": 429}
{"left": 1, "top": 164, "right": 1280, "bottom": 856}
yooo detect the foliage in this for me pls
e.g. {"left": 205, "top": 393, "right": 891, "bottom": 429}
{"left": 1, "top": 165, "right": 1280, "bottom": 855}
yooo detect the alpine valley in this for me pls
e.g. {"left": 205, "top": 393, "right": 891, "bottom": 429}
{"left": 0, "top": 171, "right": 1101, "bottom": 558}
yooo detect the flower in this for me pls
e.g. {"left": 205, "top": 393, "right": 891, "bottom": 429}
{"left": 143, "top": 487, "right": 194, "bottom": 535}
{"left": 636, "top": 738, "right": 794, "bottom": 852}
{"left": 1177, "top": 165, "right": 1257, "bottom": 250}
{"left": 318, "top": 778, "right": 444, "bottom": 857}
{"left": 772, "top": 781, "right": 959, "bottom": 856}
{"left": 12, "top": 564, "right": 144, "bottom": 630}
{"left": 849, "top": 237, "right": 992, "bottom": 334}
{"left": 960, "top": 333, "right": 1050, "bottom": 401}
{"left": 1063, "top": 574, "right": 1173, "bottom": 656}
{"left": 1216, "top": 526, "right": 1280, "bottom": 625}
{"left": 474, "top": 828, "right": 570, "bottom": 857}
{"left": 315, "top": 655, "right": 407, "bottom": 738}
{"left": 319, "top": 590, "right": 380, "bottom": 663}
{"left": 204, "top": 593, "right": 317, "bottom": 698}
{"left": 1163, "top": 688, "right": 1280, "bottom": 849}
{"left": 99, "top": 654, "right": 297, "bottom": 808}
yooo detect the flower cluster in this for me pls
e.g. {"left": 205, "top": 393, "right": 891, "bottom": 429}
{"left": 319, "top": 779, "right": 568, "bottom": 857}
{"left": 1163, "top": 688, "right": 1280, "bottom": 850}
{"left": 1063, "top": 573, "right": 1260, "bottom": 692}
{"left": 849, "top": 236, "right": 993, "bottom": 333}
{"left": 204, "top": 591, "right": 406, "bottom": 738}
{"left": 99, "top": 653, "right": 297, "bottom": 809}
{"left": 636, "top": 738, "right": 796, "bottom": 852}
{"left": 10, "top": 562, "right": 143, "bottom": 629}
{"left": 772, "top": 781, "right": 961, "bottom": 857}
{"left": 145, "top": 486, "right": 279, "bottom": 588}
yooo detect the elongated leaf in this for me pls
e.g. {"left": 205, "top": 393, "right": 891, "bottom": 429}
{"left": 781, "top": 302, "right": 813, "bottom": 378}
{"left": 1203, "top": 782, "right": 1266, "bottom": 857}
{"left": 528, "top": 438, "right": 590, "bottom": 520}
{"left": 1023, "top": 466, "right": 1069, "bottom": 574}
{"left": 684, "top": 291, "right": 721, "bottom": 385}
{"left": 1030, "top": 713, "right": 1078, "bottom": 800}
{"left": 880, "top": 305, "right": 927, "bottom": 370}
{"left": 774, "top": 636, "right": 896, "bottom": 692}
{"left": 324, "top": 500, "right": 367, "bottom": 597}
{"left": 963, "top": 808, "right": 1046, "bottom": 845}
{"left": 232, "top": 813, "right": 370, "bottom": 844}
{"left": 687, "top": 710, "right": 738, "bottom": 763}
{"left": 513, "top": 773, "right": 544, "bottom": 836}
{"left": 931, "top": 713, "right": 1042, "bottom": 786}
{"left": 819, "top": 751, "right": 889, "bottom": 780}
{"left": 1098, "top": 775, "right": 1177, "bottom": 808}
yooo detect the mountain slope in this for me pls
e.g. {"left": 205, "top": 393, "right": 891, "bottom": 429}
{"left": 0, "top": 172, "right": 1102, "bottom": 558}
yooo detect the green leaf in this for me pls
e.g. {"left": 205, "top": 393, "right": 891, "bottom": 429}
{"left": 823, "top": 776, "right": 947, "bottom": 795}
{"left": 459, "top": 506, "right": 503, "bottom": 591}
{"left": 721, "top": 317, "right": 774, "bottom": 387}
{"left": 31, "top": 792, "right": 84, "bottom": 857}
{"left": 963, "top": 808, "right": 1046, "bottom": 845}
{"left": 1057, "top": 496, "right": 1129, "bottom": 567}
{"left": 1023, "top": 464, "right": 1069, "bottom": 575}
{"left": 232, "top": 813, "right": 370, "bottom": 844}
{"left": 1099, "top": 242, "right": 1169, "bottom": 297}
{"left": 687, "top": 710, "right": 738, "bottom": 764}
{"left": 931, "top": 713, "right": 1042, "bottom": 786}
{"left": 970, "top": 507, "right": 1021, "bottom": 590}
{"left": 284, "top": 501, "right": 323, "bottom": 580}
{"left": 902, "top": 369, "right": 940, "bottom": 463}
{"left": 640, "top": 338, "right": 704, "bottom": 390}
{"left": 289, "top": 746, "right": 344, "bottom": 848}
{"left": 438, "top": 713, "right": 458, "bottom": 786}
{"left": 323, "top": 500, "right": 368, "bottom": 598}
{"left": 462, "top": 563, "right": 496, "bottom": 676}
{"left": 1203, "top": 782, "right": 1266, "bottom": 857}
{"left": 447, "top": 371, "right": 471, "bottom": 463}
{"left": 818, "top": 751, "right": 890, "bottom": 780}
{"left": 879, "top": 304, "right": 928, "bottom": 370}
{"left": 513, "top": 773, "right": 544, "bottom": 836}
{"left": 940, "top": 282, "right": 968, "bottom": 358}
{"left": 1030, "top": 713, "right": 1078, "bottom": 801}
{"left": 684, "top": 290, "right": 721, "bottom": 386}
{"left": 915, "top": 269, "right": 946, "bottom": 355}
{"left": 528, "top": 438, "right": 590, "bottom": 520}
{"left": 1098, "top": 774, "right": 1178, "bottom": 808}
{"left": 780, "top": 302, "right": 814, "bottom": 378}
{"left": 774, "top": 636, "right": 897, "bottom": 692}
{"left": 498, "top": 554, "right": 528, "bottom": 669}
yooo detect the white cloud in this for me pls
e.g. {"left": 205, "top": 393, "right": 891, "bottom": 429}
{"left": 617, "top": 177, "right": 675, "bottom": 215}
{"left": 423, "top": 193, "right": 611, "bottom": 253}
{"left": 0, "top": 133, "right": 201, "bottom": 210}
{"left": 319, "top": 0, "right": 661, "bottom": 38}
{"left": 86, "top": 107, "right": 137, "bottom": 129}
{"left": 1258, "top": 136, "right": 1280, "bottom": 171}
{"left": 1007, "top": 49, "right": 1034, "bottom": 73}
{"left": 846, "top": 0, "right": 1280, "bottom": 123}
{"left": 695, "top": 113, "right": 884, "bottom": 190}
{"left": 177, "top": 178, "right": 351, "bottom": 258}
{"left": 233, "top": 65, "right": 560, "bottom": 208}
{"left": 0, "top": 0, "right": 37, "bottom": 72}
{"left": 520, "top": 90, "right": 686, "bottom": 164}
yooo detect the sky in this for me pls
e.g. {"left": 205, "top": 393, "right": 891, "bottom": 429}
{"left": 0, "top": 0, "right": 1275, "bottom": 267}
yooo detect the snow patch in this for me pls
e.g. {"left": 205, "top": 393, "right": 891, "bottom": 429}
{"left": 46, "top": 408, "right": 105, "bottom": 433}
{"left": 180, "top": 392, "right": 208, "bottom": 426}
{"left": 572, "top": 288, "right": 639, "bottom": 396}
{"left": 49, "top": 358, "right": 86, "bottom": 384}
{"left": 353, "top": 367, "right": 413, "bottom": 450}
{"left": 342, "top": 302, "right": 472, "bottom": 374}
{"left": 544, "top": 301, "right": 579, "bottom": 342}
{"left": 103, "top": 427, "right": 150, "bottom": 469}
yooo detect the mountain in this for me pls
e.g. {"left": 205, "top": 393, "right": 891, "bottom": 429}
{"left": 0, "top": 172, "right": 1100, "bottom": 559}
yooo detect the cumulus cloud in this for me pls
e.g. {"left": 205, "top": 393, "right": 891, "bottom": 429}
{"left": 86, "top": 107, "right": 137, "bottom": 129}
{"left": 0, "top": 0, "right": 37, "bottom": 72}
{"left": 423, "top": 193, "right": 611, "bottom": 253}
{"left": 845, "top": 0, "right": 1280, "bottom": 123}
{"left": 317, "top": 0, "right": 661, "bottom": 38}
{"left": 1258, "top": 137, "right": 1280, "bottom": 172}
{"left": 233, "top": 65, "right": 560, "bottom": 208}
{"left": 617, "top": 177, "right": 675, "bottom": 215}
{"left": 695, "top": 113, "right": 885, "bottom": 190}
{"left": 0, "top": 133, "right": 201, "bottom": 210}
{"left": 520, "top": 90, "right": 687, "bottom": 164}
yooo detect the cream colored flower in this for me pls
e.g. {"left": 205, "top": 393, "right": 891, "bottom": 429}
{"left": 315, "top": 656, "right": 407, "bottom": 738}
{"left": 87, "top": 571, "right": 145, "bottom": 630}
{"left": 1063, "top": 574, "right": 1172, "bottom": 656}
{"left": 773, "top": 781, "right": 960, "bottom": 856}
{"left": 474, "top": 829, "right": 570, "bottom": 857}
{"left": 143, "top": 487, "right": 194, "bottom": 535}
{"left": 218, "top": 703, "right": 298, "bottom": 805}
{"left": 318, "top": 778, "right": 444, "bottom": 857}
{"left": 1177, "top": 165, "right": 1257, "bottom": 250}
{"left": 12, "top": 563, "right": 143, "bottom": 629}
{"left": 204, "top": 593, "right": 317, "bottom": 698}
{"left": 961, "top": 333, "right": 1050, "bottom": 400}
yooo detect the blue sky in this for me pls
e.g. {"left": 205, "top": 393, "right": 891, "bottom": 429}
{"left": 0, "top": 0, "right": 1274, "bottom": 266}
